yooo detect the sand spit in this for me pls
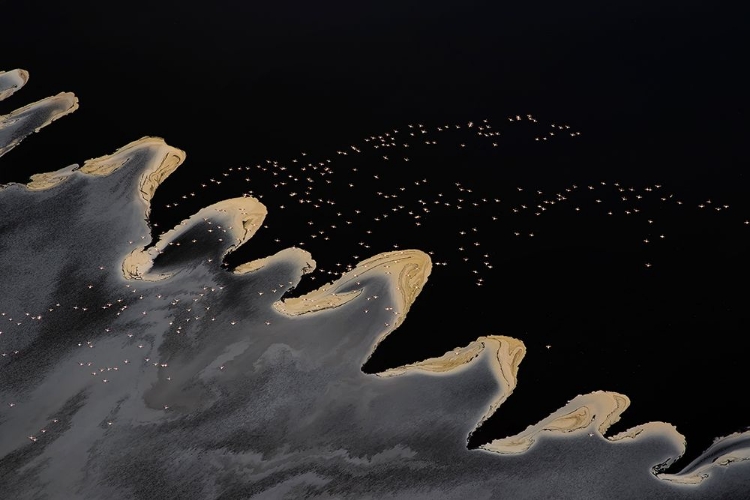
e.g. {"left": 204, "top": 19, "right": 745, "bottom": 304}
{"left": 660, "top": 431, "right": 750, "bottom": 485}
{"left": 234, "top": 246, "right": 316, "bottom": 276}
{"left": 25, "top": 164, "right": 80, "bottom": 190}
{"left": 378, "top": 339, "right": 487, "bottom": 377}
{"left": 122, "top": 196, "right": 267, "bottom": 280}
{"left": 0, "top": 68, "right": 29, "bottom": 101}
{"left": 481, "top": 389, "right": 691, "bottom": 478}
{"left": 379, "top": 336, "right": 524, "bottom": 382}
{"left": 273, "top": 249, "right": 431, "bottom": 321}
{"left": 379, "top": 335, "right": 527, "bottom": 431}
{"left": 0, "top": 91, "right": 78, "bottom": 158}
{"left": 79, "top": 136, "right": 185, "bottom": 214}
{"left": 482, "top": 391, "right": 632, "bottom": 454}
{"left": 273, "top": 288, "right": 363, "bottom": 316}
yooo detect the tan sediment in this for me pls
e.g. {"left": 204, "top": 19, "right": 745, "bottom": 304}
{"left": 379, "top": 336, "right": 524, "bottom": 383}
{"left": 481, "top": 391, "right": 631, "bottom": 454}
{"left": 609, "top": 421, "right": 684, "bottom": 443}
{"left": 379, "top": 341, "right": 486, "bottom": 377}
{"left": 122, "top": 197, "right": 267, "bottom": 281}
{"left": 275, "top": 289, "right": 363, "bottom": 316}
{"left": 122, "top": 246, "right": 159, "bottom": 281}
{"left": 0, "top": 69, "right": 29, "bottom": 101}
{"left": 214, "top": 197, "right": 268, "bottom": 254}
{"left": 479, "top": 336, "right": 527, "bottom": 426}
{"left": 272, "top": 249, "right": 431, "bottom": 319}
{"left": 234, "top": 246, "right": 316, "bottom": 275}
{"left": 24, "top": 136, "right": 187, "bottom": 274}
{"left": 544, "top": 407, "right": 591, "bottom": 431}
{"left": 659, "top": 430, "right": 750, "bottom": 485}
{"left": 17, "top": 136, "right": 181, "bottom": 194}
{"left": 139, "top": 151, "right": 184, "bottom": 213}
{"left": 485, "top": 336, "right": 526, "bottom": 395}
{"left": 661, "top": 473, "right": 705, "bottom": 486}
{"left": 379, "top": 335, "right": 526, "bottom": 429}
{"left": 79, "top": 136, "right": 185, "bottom": 214}
{"left": 0, "top": 92, "right": 79, "bottom": 158}
{"left": 26, "top": 164, "right": 79, "bottom": 190}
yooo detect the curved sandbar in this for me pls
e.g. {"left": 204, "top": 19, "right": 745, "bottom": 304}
{"left": 660, "top": 430, "right": 750, "bottom": 485}
{"left": 482, "top": 389, "right": 688, "bottom": 464}
{"left": 80, "top": 136, "right": 185, "bottom": 215}
{"left": 380, "top": 335, "right": 526, "bottom": 429}
{"left": 378, "top": 338, "right": 487, "bottom": 377}
{"left": 482, "top": 391, "right": 630, "bottom": 454}
{"left": 122, "top": 196, "right": 267, "bottom": 280}
{"left": 234, "top": 246, "right": 315, "bottom": 275}
{"left": 0, "top": 92, "right": 78, "bottom": 158}
{"left": 272, "top": 249, "right": 431, "bottom": 322}
{"left": 26, "top": 164, "right": 79, "bottom": 191}
{"left": 13, "top": 136, "right": 182, "bottom": 195}
{"left": 0, "top": 68, "right": 29, "bottom": 101}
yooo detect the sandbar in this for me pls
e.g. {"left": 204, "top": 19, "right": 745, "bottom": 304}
{"left": 122, "top": 196, "right": 267, "bottom": 280}
{"left": 0, "top": 92, "right": 78, "bottom": 158}
{"left": 272, "top": 249, "right": 431, "bottom": 322}
{"left": 79, "top": 136, "right": 185, "bottom": 214}
{"left": 0, "top": 68, "right": 29, "bottom": 101}
{"left": 482, "top": 390, "right": 631, "bottom": 454}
